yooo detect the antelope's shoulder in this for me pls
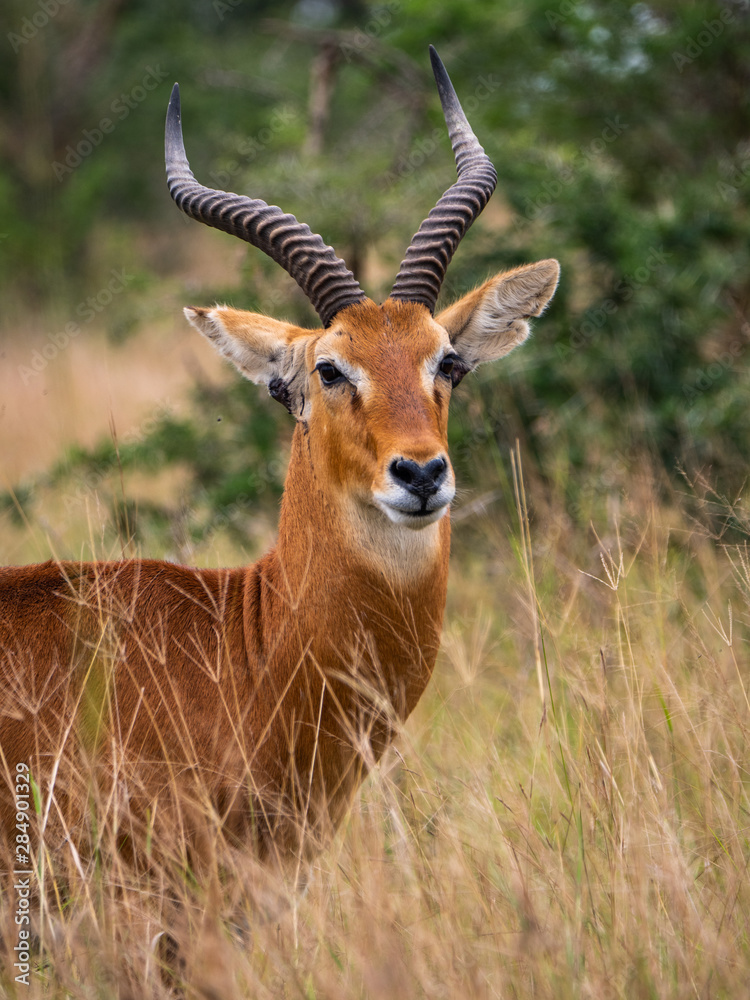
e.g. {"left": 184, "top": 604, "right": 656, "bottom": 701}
{"left": 0, "top": 558, "right": 244, "bottom": 639}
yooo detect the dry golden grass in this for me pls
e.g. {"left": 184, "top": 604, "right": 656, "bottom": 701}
{"left": 1, "top": 270, "right": 749, "bottom": 996}
{"left": 0, "top": 446, "right": 748, "bottom": 998}
{"left": 2, "top": 324, "right": 193, "bottom": 485}
{"left": 0, "top": 225, "right": 239, "bottom": 488}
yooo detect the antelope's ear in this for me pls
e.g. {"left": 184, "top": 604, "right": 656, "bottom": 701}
{"left": 184, "top": 306, "right": 313, "bottom": 416}
{"left": 436, "top": 259, "right": 559, "bottom": 374}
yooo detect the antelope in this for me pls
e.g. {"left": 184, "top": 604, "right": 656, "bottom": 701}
{"left": 0, "top": 48, "right": 558, "bottom": 866}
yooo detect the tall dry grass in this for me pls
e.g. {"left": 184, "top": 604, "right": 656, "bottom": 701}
{"left": 0, "top": 446, "right": 748, "bottom": 999}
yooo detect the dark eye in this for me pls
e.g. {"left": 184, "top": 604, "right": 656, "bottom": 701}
{"left": 316, "top": 362, "right": 345, "bottom": 386}
{"left": 439, "top": 355, "right": 457, "bottom": 379}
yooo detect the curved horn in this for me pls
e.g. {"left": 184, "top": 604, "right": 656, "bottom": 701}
{"left": 165, "top": 84, "right": 366, "bottom": 328}
{"left": 389, "top": 46, "right": 498, "bottom": 313}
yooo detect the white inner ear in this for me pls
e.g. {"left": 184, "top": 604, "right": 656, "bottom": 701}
{"left": 464, "top": 287, "right": 531, "bottom": 358}
{"left": 446, "top": 284, "right": 532, "bottom": 368}
{"left": 184, "top": 307, "right": 287, "bottom": 386}
{"left": 449, "top": 260, "right": 559, "bottom": 368}
{"left": 184, "top": 307, "right": 312, "bottom": 418}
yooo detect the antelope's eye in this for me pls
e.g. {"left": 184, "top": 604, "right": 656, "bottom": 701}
{"left": 439, "top": 355, "right": 457, "bottom": 378}
{"left": 316, "top": 362, "right": 345, "bottom": 386}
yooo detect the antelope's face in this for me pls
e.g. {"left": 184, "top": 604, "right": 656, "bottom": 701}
{"left": 186, "top": 260, "right": 559, "bottom": 531}
{"left": 168, "top": 46, "right": 559, "bottom": 535}
{"left": 305, "top": 299, "right": 455, "bottom": 529}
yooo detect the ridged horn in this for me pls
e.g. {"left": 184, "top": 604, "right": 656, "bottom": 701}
{"left": 165, "top": 84, "right": 366, "bottom": 328}
{"left": 389, "top": 46, "right": 498, "bottom": 313}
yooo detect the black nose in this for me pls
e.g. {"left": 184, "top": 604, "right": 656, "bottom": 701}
{"left": 389, "top": 457, "right": 448, "bottom": 499}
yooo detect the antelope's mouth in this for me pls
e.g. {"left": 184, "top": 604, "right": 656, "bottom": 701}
{"left": 377, "top": 504, "right": 449, "bottom": 529}
{"left": 373, "top": 491, "right": 454, "bottom": 529}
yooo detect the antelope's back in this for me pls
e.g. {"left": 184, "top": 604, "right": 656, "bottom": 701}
{"left": 0, "top": 559, "right": 251, "bottom": 846}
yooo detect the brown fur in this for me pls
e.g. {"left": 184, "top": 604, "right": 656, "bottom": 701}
{"left": 0, "top": 265, "right": 558, "bottom": 864}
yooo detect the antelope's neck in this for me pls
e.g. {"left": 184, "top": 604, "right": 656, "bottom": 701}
{"left": 269, "top": 423, "right": 451, "bottom": 718}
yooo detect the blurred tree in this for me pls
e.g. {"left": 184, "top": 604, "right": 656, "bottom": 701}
{"left": 3, "top": 0, "right": 750, "bottom": 538}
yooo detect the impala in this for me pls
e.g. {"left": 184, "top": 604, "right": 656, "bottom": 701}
{"left": 0, "top": 48, "right": 558, "bottom": 864}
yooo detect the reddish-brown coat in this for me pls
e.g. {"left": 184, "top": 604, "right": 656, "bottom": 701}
{"left": 0, "top": 267, "right": 558, "bottom": 862}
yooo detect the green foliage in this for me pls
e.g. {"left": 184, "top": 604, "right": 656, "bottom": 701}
{"left": 3, "top": 0, "right": 750, "bottom": 533}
